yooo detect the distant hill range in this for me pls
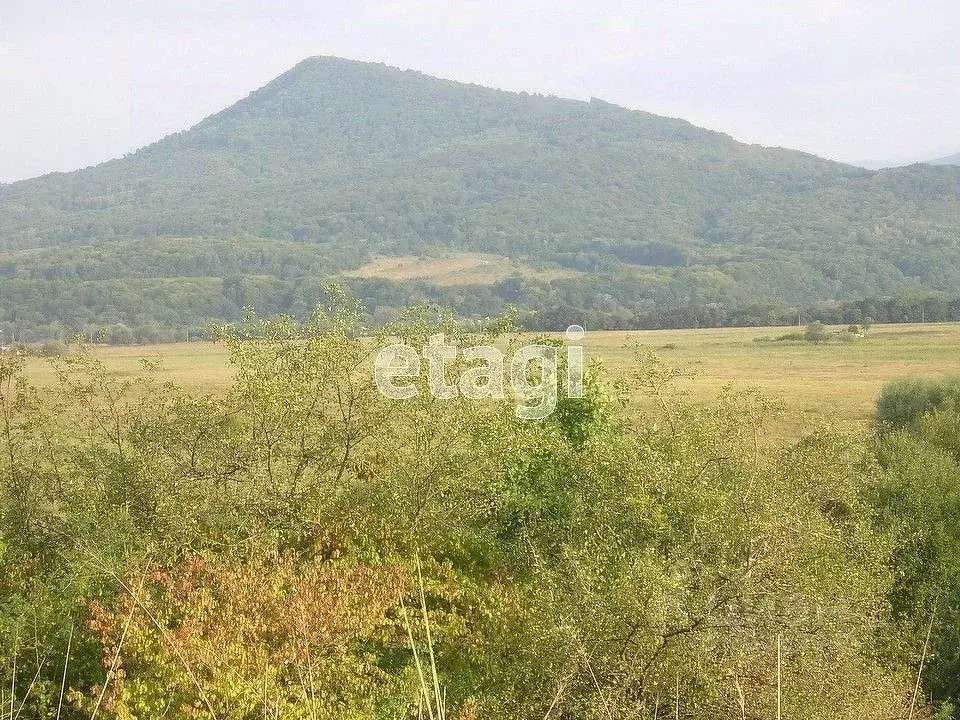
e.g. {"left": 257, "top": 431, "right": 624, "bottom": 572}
{"left": 928, "top": 152, "right": 960, "bottom": 166}
{"left": 4, "top": 56, "right": 960, "bottom": 340}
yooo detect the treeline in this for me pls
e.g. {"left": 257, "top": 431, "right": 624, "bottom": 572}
{"left": 519, "top": 287, "right": 960, "bottom": 330}
{"left": 3, "top": 268, "right": 959, "bottom": 344}
{"left": 0, "top": 302, "right": 956, "bottom": 717}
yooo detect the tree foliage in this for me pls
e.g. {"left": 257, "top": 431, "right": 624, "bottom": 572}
{"left": 0, "top": 298, "right": 934, "bottom": 718}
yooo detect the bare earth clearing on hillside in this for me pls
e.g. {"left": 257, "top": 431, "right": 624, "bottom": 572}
{"left": 342, "top": 253, "right": 578, "bottom": 286}
{"left": 22, "top": 322, "right": 960, "bottom": 440}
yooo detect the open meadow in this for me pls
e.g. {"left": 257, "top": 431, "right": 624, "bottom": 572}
{"left": 21, "top": 322, "right": 960, "bottom": 439}
{"left": 588, "top": 322, "right": 960, "bottom": 438}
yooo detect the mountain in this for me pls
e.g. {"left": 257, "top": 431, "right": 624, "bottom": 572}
{"left": 851, "top": 158, "right": 916, "bottom": 170}
{"left": 4, "top": 56, "right": 960, "bottom": 340}
{"left": 929, "top": 152, "right": 960, "bottom": 166}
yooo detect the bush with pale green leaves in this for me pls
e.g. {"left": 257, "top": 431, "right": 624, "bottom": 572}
{"left": 0, "top": 295, "right": 943, "bottom": 718}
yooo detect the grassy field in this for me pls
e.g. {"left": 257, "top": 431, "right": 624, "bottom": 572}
{"left": 586, "top": 323, "right": 960, "bottom": 438}
{"left": 19, "top": 322, "right": 960, "bottom": 440}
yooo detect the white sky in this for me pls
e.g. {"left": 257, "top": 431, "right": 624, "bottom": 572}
{"left": 1, "top": 0, "right": 958, "bottom": 182}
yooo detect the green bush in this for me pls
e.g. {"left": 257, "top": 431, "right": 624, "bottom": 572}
{"left": 0, "top": 301, "right": 931, "bottom": 718}
{"left": 873, "top": 432, "right": 960, "bottom": 716}
{"left": 804, "top": 321, "right": 830, "bottom": 343}
{"left": 875, "top": 375, "right": 960, "bottom": 432}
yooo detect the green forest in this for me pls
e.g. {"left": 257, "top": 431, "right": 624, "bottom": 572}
{"left": 2, "top": 249, "right": 959, "bottom": 345}
{"left": 3, "top": 57, "right": 960, "bottom": 339}
{"left": 2, "top": 298, "right": 960, "bottom": 718}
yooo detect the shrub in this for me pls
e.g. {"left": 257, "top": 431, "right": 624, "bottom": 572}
{"left": 38, "top": 340, "right": 69, "bottom": 357}
{"left": 804, "top": 321, "right": 830, "bottom": 343}
{"left": 0, "top": 299, "right": 932, "bottom": 719}
{"left": 82, "top": 554, "right": 413, "bottom": 719}
{"left": 875, "top": 376, "right": 960, "bottom": 432}
{"left": 873, "top": 432, "right": 960, "bottom": 714}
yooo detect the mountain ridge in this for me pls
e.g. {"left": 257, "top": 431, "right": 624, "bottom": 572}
{"left": 3, "top": 56, "right": 960, "bottom": 339}
{"left": 929, "top": 151, "right": 960, "bottom": 166}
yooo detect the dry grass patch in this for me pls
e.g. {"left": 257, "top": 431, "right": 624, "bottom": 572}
{"left": 342, "top": 253, "right": 576, "bottom": 286}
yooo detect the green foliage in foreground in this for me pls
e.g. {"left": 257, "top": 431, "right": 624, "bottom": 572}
{"left": 0, "top": 296, "right": 945, "bottom": 718}
{"left": 875, "top": 375, "right": 960, "bottom": 433}
{"left": 872, "top": 375, "right": 960, "bottom": 715}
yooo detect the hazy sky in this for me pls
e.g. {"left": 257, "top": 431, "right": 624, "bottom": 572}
{"left": 2, "top": 0, "right": 959, "bottom": 183}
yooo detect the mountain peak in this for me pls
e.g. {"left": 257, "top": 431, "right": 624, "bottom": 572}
{"left": 3, "top": 56, "right": 960, "bottom": 337}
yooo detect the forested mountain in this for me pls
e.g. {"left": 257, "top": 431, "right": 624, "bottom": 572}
{"left": 3, "top": 56, "right": 960, "bottom": 340}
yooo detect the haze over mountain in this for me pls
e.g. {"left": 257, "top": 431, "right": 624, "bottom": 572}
{"left": 929, "top": 152, "right": 960, "bottom": 166}
{"left": 3, "top": 56, "right": 960, "bottom": 340}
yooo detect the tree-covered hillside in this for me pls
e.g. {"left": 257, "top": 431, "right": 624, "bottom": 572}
{"left": 3, "top": 56, "right": 960, "bottom": 338}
